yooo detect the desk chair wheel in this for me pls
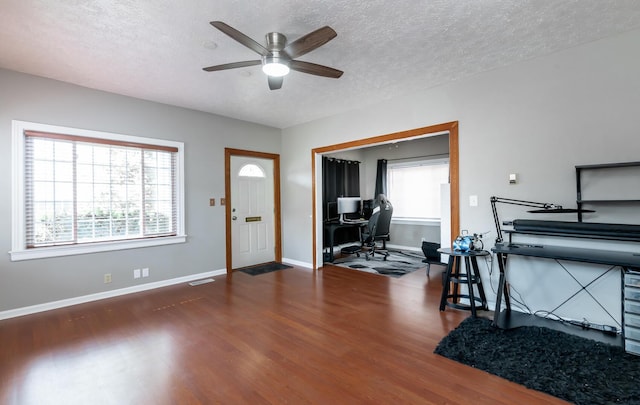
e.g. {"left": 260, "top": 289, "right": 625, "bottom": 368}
{"left": 365, "top": 251, "right": 388, "bottom": 261}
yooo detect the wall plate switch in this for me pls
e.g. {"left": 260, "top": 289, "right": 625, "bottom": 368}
{"left": 220, "top": 198, "right": 226, "bottom": 205}
{"left": 209, "top": 198, "right": 215, "bottom": 206}
{"left": 104, "top": 273, "right": 112, "bottom": 283}
{"left": 509, "top": 173, "right": 517, "bottom": 184}
{"left": 469, "top": 195, "right": 478, "bottom": 207}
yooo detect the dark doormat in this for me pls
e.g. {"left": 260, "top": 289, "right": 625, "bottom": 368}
{"left": 434, "top": 317, "right": 640, "bottom": 405}
{"left": 237, "top": 262, "right": 292, "bottom": 276}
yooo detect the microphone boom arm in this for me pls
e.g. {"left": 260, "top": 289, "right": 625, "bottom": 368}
{"left": 490, "top": 196, "right": 562, "bottom": 244}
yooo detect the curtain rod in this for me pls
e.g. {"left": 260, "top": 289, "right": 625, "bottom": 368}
{"left": 387, "top": 152, "right": 449, "bottom": 163}
{"left": 324, "top": 156, "right": 361, "bottom": 164}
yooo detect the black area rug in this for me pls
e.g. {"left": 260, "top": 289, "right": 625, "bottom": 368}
{"left": 435, "top": 317, "right": 640, "bottom": 405}
{"left": 238, "top": 262, "right": 292, "bottom": 276}
{"left": 331, "top": 250, "right": 427, "bottom": 278}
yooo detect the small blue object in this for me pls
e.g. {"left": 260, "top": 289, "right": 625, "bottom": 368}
{"left": 453, "top": 236, "right": 473, "bottom": 252}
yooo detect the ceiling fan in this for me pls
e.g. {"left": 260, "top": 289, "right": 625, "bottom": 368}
{"left": 203, "top": 21, "right": 343, "bottom": 90}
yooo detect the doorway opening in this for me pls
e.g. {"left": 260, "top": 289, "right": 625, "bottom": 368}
{"left": 311, "top": 122, "right": 459, "bottom": 269}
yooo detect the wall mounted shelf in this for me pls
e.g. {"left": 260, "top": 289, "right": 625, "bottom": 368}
{"left": 575, "top": 161, "right": 640, "bottom": 222}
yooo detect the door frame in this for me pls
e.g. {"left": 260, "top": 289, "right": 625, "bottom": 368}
{"left": 225, "top": 148, "right": 282, "bottom": 274}
{"left": 311, "top": 121, "right": 459, "bottom": 270}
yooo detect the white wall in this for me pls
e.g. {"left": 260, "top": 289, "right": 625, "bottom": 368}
{"left": 281, "top": 29, "right": 640, "bottom": 325}
{"left": 0, "top": 69, "right": 280, "bottom": 313}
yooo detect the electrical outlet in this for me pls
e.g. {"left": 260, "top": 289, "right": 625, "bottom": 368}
{"left": 104, "top": 273, "right": 112, "bottom": 283}
{"left": 142, "top": 267, "right": 149, "bottom": 277}
{"left": 133, "top": 268, "right": 141, "bottom": 279}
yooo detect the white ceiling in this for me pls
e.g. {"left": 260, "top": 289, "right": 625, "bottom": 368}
{"left": 1, "top": 1, "right": 640, "bottom": 129}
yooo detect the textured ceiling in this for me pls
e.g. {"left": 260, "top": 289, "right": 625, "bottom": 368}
{"left": 1, "top": 1, "right": 640, "bottom": 129}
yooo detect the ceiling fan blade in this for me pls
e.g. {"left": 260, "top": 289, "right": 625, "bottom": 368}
{"left": 289, "top": 60, "right": 343, "bottom": 78}
{"left": 268, "top": 76, "right": 284, "bottom": 90}
{"left": 210, "top": 21, "right": 269, "bottom": 56}
{"left": 284, "top": 26, "right": 337, "bottom": 59}
{"left": 203, "top": 60, "right": 261, "bottom": 72}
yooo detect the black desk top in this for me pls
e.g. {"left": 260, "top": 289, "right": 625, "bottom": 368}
{"left": 493, "top": 243, "right": 640, "bottom": 268}
{"left": 504, "top": 229, "right": 640, "bottom": 242}
{"left": 324, "top": 220, "right": 367, "bottom": 227}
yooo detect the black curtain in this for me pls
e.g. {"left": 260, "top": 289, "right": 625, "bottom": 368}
{"left": 322, "top": 157, "right": 360, "bottom": 246}
{"left": 322, "top": 157, "right": 360, "bottom": 209}
{"left": 374, "top": 159, "right": 387, "bottom": 199}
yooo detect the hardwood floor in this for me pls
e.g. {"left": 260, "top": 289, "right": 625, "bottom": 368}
{"left": 0, "top": 264, "right": 568, "bottom": 404}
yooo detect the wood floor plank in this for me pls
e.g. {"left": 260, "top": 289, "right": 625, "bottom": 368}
{"left": 0, "top": 264, "right": 569, "bottom": 404}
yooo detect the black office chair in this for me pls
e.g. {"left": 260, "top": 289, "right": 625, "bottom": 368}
{"left": 361, "top": 194, "right": 393, "bottom": 260}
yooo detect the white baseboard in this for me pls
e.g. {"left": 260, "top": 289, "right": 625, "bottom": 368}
{"left": 0, "top": 268, "right": 227, "bottom": 320}
{"left": 282, "top": 257, "right": 313, "bottom": 269}
{"left": 387, "top": 244, "right": 423, "bottom": 253}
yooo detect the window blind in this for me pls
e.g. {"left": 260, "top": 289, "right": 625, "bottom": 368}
{"left": 24, "top": 130, "right": 178, "bottom": 248}
{"left": 387, "top": 160, "right": 449, "bottom": 220}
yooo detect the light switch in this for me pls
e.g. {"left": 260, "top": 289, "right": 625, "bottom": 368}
{"left": 209, "top": 198, "right": 215, "bottom": 206}
{"left": 509, "top": 173, "right": 517, "bottom": 184}
{"left": 469, "top": 195, "right": 478, "bottom": 207}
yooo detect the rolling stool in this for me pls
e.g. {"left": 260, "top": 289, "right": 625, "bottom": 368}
{"left": 438, "top": 247, "right": 488, "bottom": 318}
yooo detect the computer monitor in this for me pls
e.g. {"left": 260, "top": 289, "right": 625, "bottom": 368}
{"left": 326, "top": 201, "right": 339, "bottom": 222}
{"left": 337, "top": 197, "right": 361, "bottom": 221}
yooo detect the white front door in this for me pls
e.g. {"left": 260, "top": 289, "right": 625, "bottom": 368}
{"left": 230, "top": 156, "right": 275, "bottom": 268}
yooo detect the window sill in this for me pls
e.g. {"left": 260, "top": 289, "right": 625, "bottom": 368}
{"left": 391, "top": 218, "right": 441, "bottom": 226}
{"left": 9, "top": 235, "right": 187, "bottom": 261}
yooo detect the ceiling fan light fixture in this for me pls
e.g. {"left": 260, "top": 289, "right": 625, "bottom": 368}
{"left": 262, "top": 56, "right": 290, "bottom": 77}
{"left": 204, "top": 22, "right": 342, "bottom": 90}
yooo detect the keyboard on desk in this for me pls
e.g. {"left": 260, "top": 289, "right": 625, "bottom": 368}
{"left": 341, "top": 218, "right": 368, "bottom": 225}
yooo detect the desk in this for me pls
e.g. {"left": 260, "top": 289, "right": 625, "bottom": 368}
{"left": 438, "top": 248, "right": 489, "bottom": 317}
{"left": 323, "top": 221, "right": 366, "bottom": 262}
{"left": 492, "top": 243, "right": 640, "bottom": 333}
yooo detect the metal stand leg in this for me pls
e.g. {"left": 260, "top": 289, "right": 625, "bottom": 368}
{"left": 493, "top": 252, "right": 509, "bottom": 328}
{"left": 439, "top": 255, "right": 455, "bottom": 311}
{"left": 464, "top": 257, "right": 477, "bottom": 317}
{"left": 470, "top": 256, "right": 488, "bottom": 310}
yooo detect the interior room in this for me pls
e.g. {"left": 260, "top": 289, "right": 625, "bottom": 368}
{"left": 2, "top": 1, "right": 640, "bottom": 404}
{"left": 320, "top": 134, "right": 450, "bottom": 265}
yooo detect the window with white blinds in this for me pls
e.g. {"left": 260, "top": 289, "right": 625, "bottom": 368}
{"left": 387, "top": 158, "right": 449, "bottom": 221}
{"left": 11, "top": 121, "right": 185, "bottom": 261}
